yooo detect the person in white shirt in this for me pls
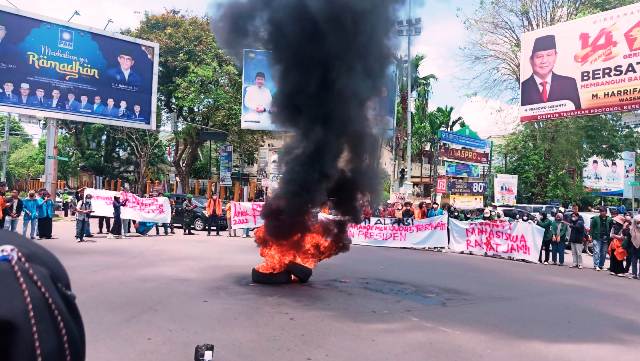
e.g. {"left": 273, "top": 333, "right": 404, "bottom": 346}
{"left": 243, "top": 72, "right": 272, "bottom": 124}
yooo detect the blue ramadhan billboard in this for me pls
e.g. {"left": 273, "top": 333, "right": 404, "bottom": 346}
{"left": 0, "top": 7, "right": 158, "bottom": 129}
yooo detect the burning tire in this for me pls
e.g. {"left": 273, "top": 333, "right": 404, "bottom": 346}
{"left": 286, "top": 262, "right": 312, "bottom": 283}
{"left": 251, "top": 268, "right": 292, "bottom": 284}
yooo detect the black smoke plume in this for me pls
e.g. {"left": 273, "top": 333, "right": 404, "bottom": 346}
{"left": 213, "top": 0, "right": 398, "bottom": 241}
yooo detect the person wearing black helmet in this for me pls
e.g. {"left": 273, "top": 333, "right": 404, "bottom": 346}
{"left": 0, "top": 230, "right": 85, "bottom": 361}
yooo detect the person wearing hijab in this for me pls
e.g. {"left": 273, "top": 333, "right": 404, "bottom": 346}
{"left": 627, "top": 215, "right": 640, "bottom": 279}
{"left": 108, "top": 195, "right": 127, "bottom": 239}
{"left": 608, "top": 214, "right": 628, "bottom": 276}
{"left": 550, "top": 212, "right": 568, "bottom": 266}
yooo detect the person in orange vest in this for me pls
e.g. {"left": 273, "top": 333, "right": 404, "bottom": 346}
{"left": 206, "top": 193, "right": 223, "bottom": 236}
{"left": 0, "top": 182, "right": 7, "bottom": 229}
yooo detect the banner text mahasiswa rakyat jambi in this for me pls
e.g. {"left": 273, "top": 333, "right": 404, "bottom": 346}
{"left": 520, "top": 2, "right": 640, "bottom": 122}
{"left": 449, "top": 219, "right": 543, "bottom": 263}
{"left": 84, "top": 188, "right": 171, "bottom": 224}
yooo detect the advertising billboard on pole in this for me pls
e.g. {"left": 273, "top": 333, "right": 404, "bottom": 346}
{"left": 0, "top": 6, "right": 159, "bottom": 129}
{"left": 582, "top": 154, "right": 633, "bottom": 196}
{"left": 241, "top": 49, "right": 397, "bottom": 136}
{"left": 219, "top": 144, "right": 233, "bottom": 186}
{"left": 241, "top": 49, "right": 278, "bottom": 131}
{"left": 520, "top": 3, "right": 640, "bottom": 122}
{"left": 494, "top": 174, "right": 518, "bottom": 205}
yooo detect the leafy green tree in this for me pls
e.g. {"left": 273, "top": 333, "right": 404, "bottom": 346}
{"left": 129, "top": 10, "right": 264, "bottom": 192}
{"left": 494, "top": 114, "right": 640, "bottom": 204}
{"left": 8, "top": 142, "right": 43, "bottom": 182}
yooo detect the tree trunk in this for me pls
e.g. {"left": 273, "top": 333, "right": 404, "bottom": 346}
{"left": 138, "top": 157, "right": 148, "bottom": 196}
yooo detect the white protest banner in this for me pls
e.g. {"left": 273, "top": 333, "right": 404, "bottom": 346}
{"left": 449, "top": 219, "right": 543, "bottom": 263}
{"left": 347, "top": 215, "right": 449, "bottom": 249}
{"left": 84, "top": 188, "right": 171, "bottom": 224}
{"left": 230, "top": 202, "right": 265, "bottom": 229}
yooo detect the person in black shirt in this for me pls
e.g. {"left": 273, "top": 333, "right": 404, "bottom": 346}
{"left": 401, "top": 201, "right": 414, "bottom": 226}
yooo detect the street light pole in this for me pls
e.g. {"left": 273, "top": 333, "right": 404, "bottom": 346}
{"left": 396, "top": 0, "right": 421, "bottom": 192}
{"left": 67, "top": 10, "right": 80, "bottom": 22}
{"left": 406, "top": 31, "right": 412, "bottom": 190}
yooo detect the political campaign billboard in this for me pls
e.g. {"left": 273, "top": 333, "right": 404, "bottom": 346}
{"left": 520, "top": 2, "right": 640, "bottom": 122}
{"left": 582, "top": 155, "right": 625, "bottom": 196}
{"left": 242, "top": 49, "right": 278, "bottom": 131}
{"left": 241, "top": 49, "right": 397, "bottom": 135}
{"left": 0, "top": 6, "right": 158, "bottom": 129}
{"left": 494, "top": 174, "right": 518, "bottom": 205}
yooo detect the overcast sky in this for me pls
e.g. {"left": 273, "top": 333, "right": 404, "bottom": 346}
{"left": 5, "top": 0, "right": 514, "bottom": 138}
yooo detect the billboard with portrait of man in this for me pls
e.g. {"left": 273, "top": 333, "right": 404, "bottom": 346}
{"left": 241, "top": 49, "right": 397, "bottom": 136}
{"left": 0, "top": 6, "right": 158, "bottom": 129}
{"left": 242, "top": 49, "right": 278, "bottom": 131}
{"left": 582, "top": 155, "right": 625, "bottom": 196}
{"left": 520, "top": 2, "right": 640, "bottom": 122}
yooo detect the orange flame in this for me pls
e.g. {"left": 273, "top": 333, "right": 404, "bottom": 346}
{"left": 254, "top": 224, "right": 340, "bottom": 273}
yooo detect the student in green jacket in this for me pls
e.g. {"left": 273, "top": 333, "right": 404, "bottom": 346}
{"left": 537, "top": 212, "right": 553, "bottom": 264}
{"left": 550, "top": 212, "right": 568, "bottom": 265}
{"left": 590, "top": 206, "right": 613, "bottom": 271}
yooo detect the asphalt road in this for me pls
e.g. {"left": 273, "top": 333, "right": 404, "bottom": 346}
{"left": 30, "top": 218, "right": 640, "bottom": 361}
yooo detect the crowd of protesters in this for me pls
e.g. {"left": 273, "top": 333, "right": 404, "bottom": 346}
{"left": 0, "top": 183, "right": 243, "bottom": 242}
{"left": 365, "top": 199, "right": 640, "bottom": 279}
{"left": 0, "top": 182, "right": 55, "bottom": 239}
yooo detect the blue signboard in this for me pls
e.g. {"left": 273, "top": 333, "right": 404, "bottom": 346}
{"left": 219, "top": 144, "right": 233, "bottom": 186}
{"left": 445, "top": 161, "right": 480, "bottom": 178}
{"left": 0, "top": 6, "right": 158, "bottom": 129}
{"left": 439, "top": 130, "right": 489, "bottom": 149}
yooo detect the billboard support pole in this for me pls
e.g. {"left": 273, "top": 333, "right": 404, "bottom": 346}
{"left": 1, "top": 114, "right": 9, "bottom": 182}
{"left": 43, "top": 118, "right": 58, "bottom": 196}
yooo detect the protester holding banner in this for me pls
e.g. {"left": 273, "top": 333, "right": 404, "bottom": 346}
{"left": 225, "top": 201, "right": 235, "bottom": 237}
{"left": 568, "top": 211, "right": 585, "bottom": 269}
{"left": 550, "top": 213, "right": 568, "bottom": 266}
{"left": 537, "top": 212, "right": 553, "bottom": 264}
{"left": 75, "top": 194, "right": 94, "bottom": 243}
{"left": 402, "top": 202, "right": 414, "bottom": 225}
{"left": 98, "top": 215, "right": 111, "bottom": 235}
{"left": 362, "top": 202, "right": 373, "bottom": 225}
{"left": 109, "top": 195, "right": 127, "bottom": 239}
{"left": 428, "top": 203, "right": 444, "bottom": 218}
